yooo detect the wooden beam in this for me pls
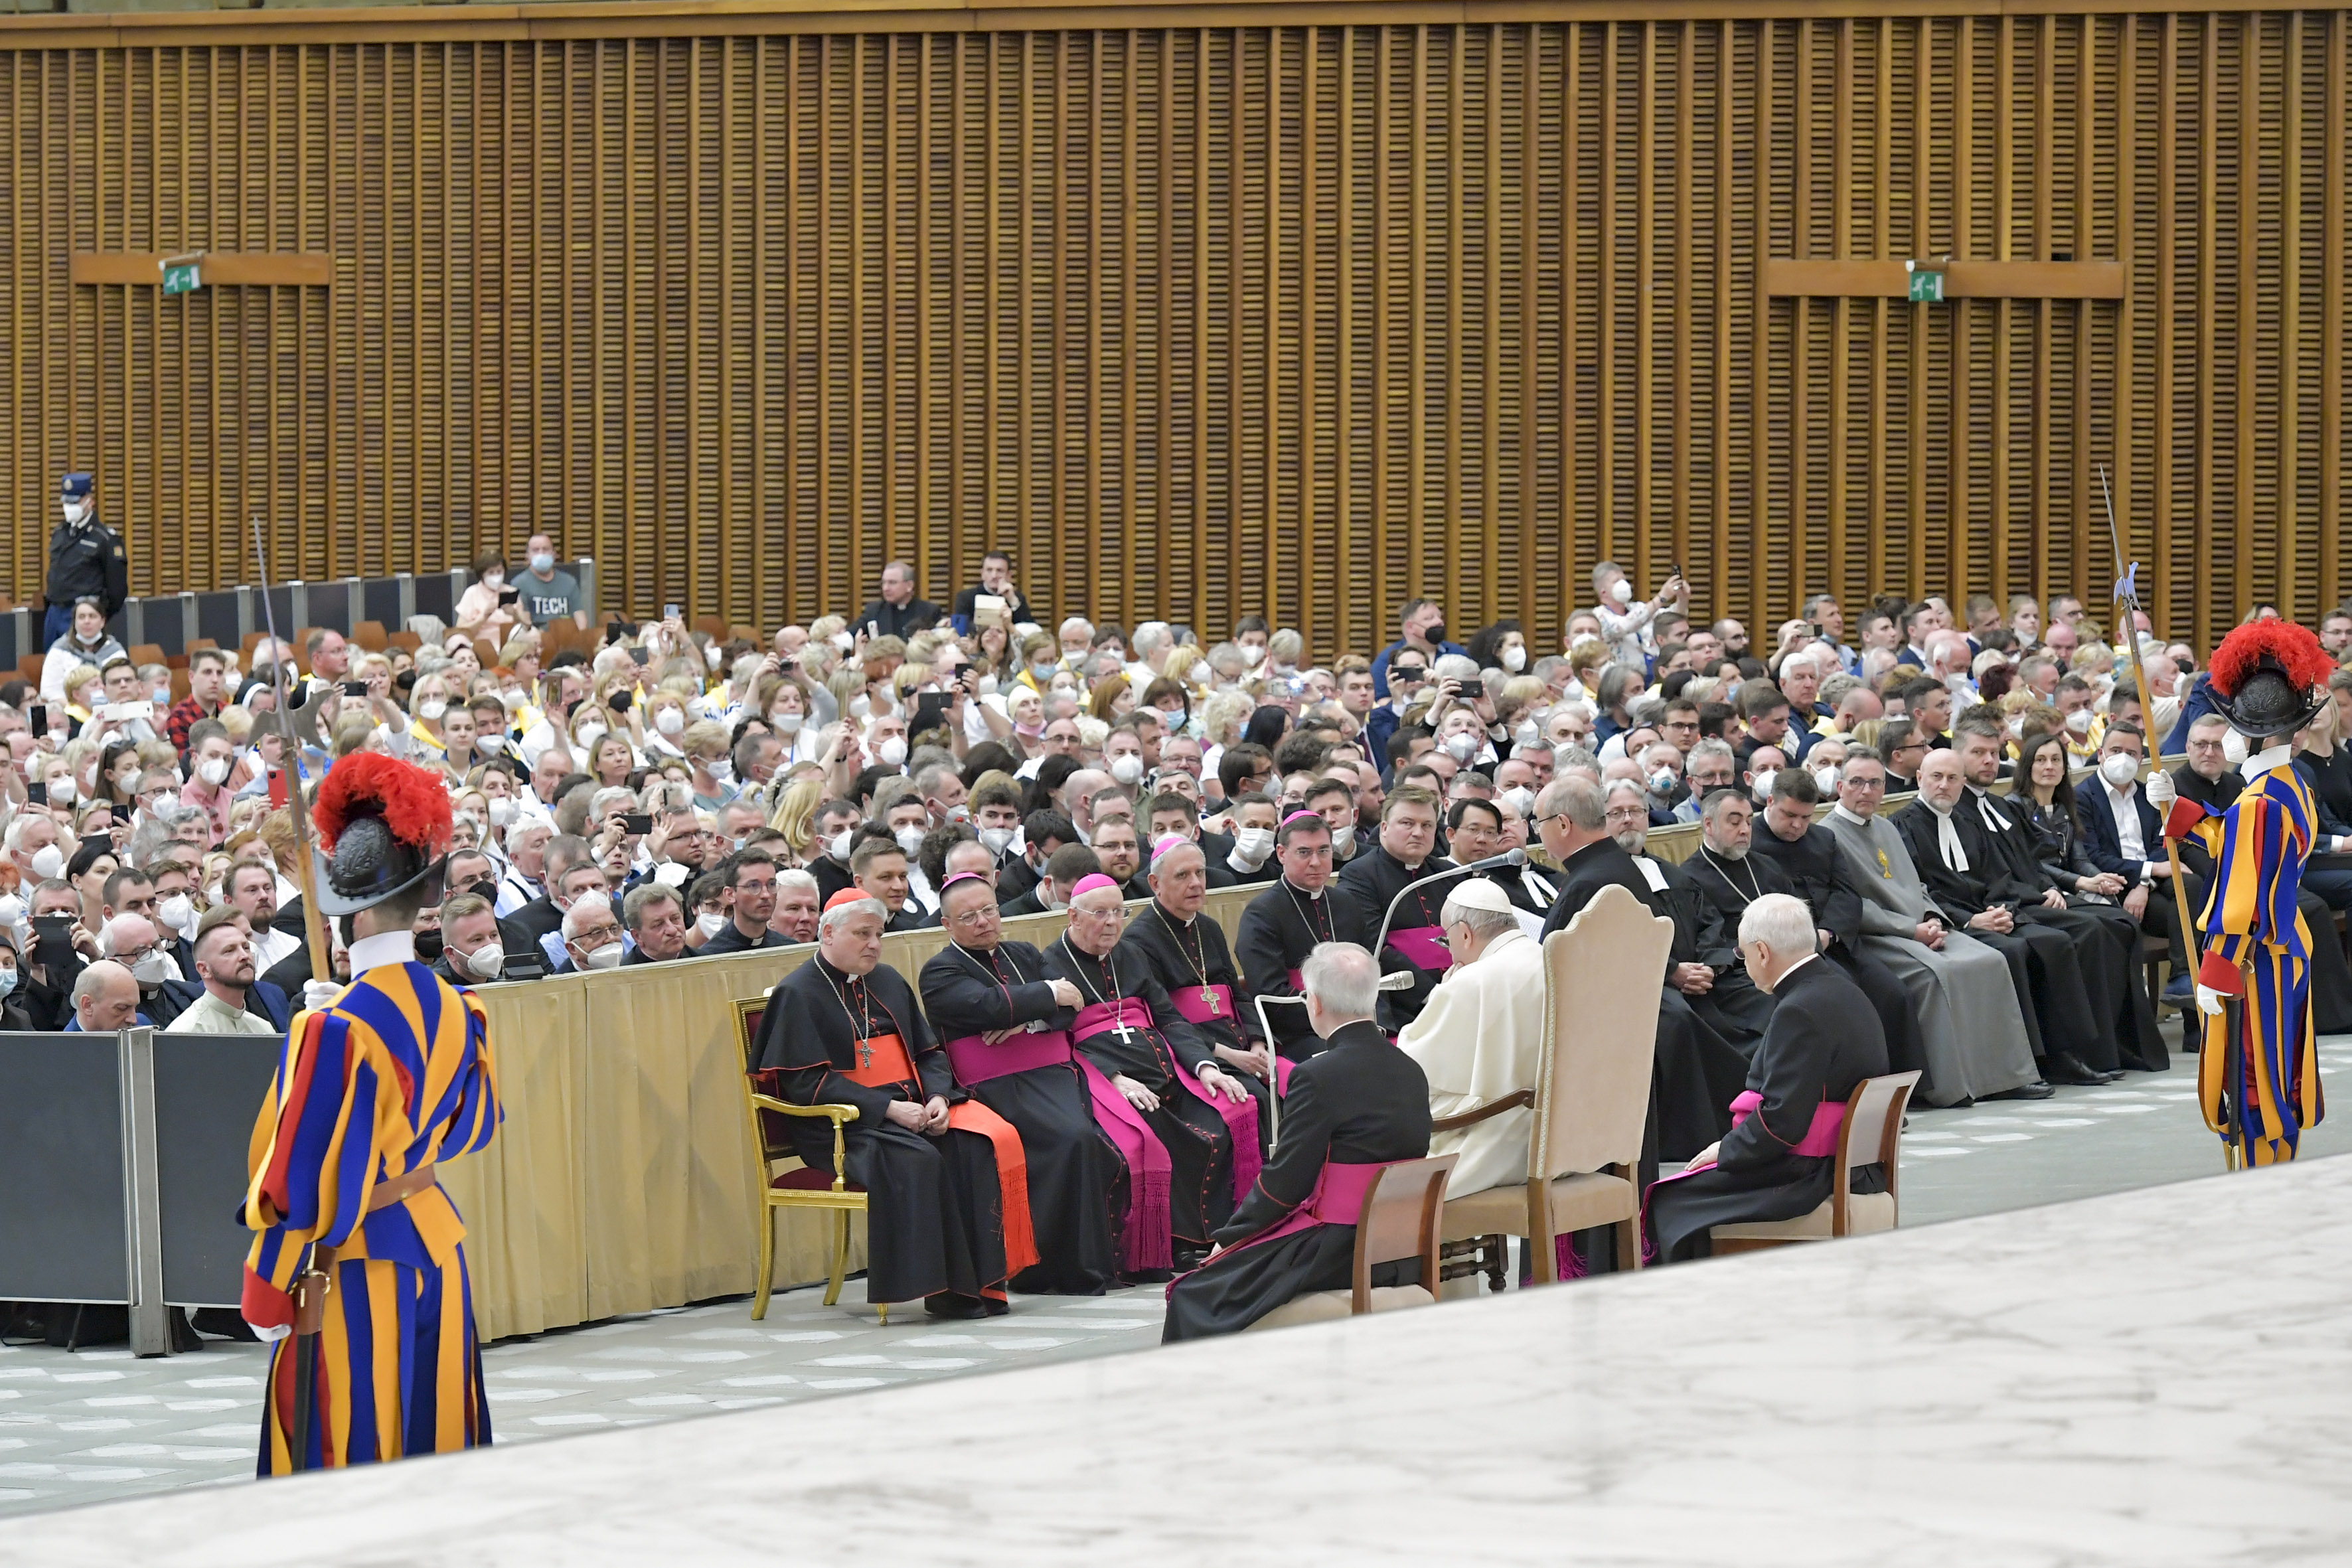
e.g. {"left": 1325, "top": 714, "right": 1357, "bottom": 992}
{"left": 71, "top": 252, "right": 337, "bottom": 287}
{"left": 1761, "top": 256, "right": 2124, "bottom": 297}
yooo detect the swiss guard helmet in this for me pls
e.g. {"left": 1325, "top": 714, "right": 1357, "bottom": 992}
{"left": 310, "top": 752, "right": 454, "bottom": 917}
{"left": 2205, "top": 619, "right": 2335, "bottom": 743}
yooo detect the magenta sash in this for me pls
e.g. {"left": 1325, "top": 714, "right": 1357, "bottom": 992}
{"left": 1071, "top": 1054, "right": 1173, "bottom": 1273}
{"left": 1385, "top": 925, "right": 1450, "bottom": 972}
{"left": 942, "top": 1029, "right": 1075, "bottom": 1085}
{"left": 1728, "top": 1089, "right": 1845, "bottom": 1158}
{"left": 1166, "top": 1159, "right": 1405, "bottom": 1295}
{"left": 1169, "top": 982, "right": 1237, "bottom": 1027}
{"left": 1285, "top": 967, "right": 1304, "bottom": 990}
{"left": 1072, "top": 996, "right": 1264, "bottom": 1204}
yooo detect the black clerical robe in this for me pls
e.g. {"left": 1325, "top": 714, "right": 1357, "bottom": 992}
{"left": 1119, "top": 901, "right": 1265, "bottom": 1068}
{"left": 1892, "top": 797, "right": 2110, "bottom": 1069}
{"left": 917, "top": 941, "right": 1124, "bottom": 1293}
{"left": 1723, "top": 827, "right": 1928, "bottom": 1082}
{"left": 1540, "top": 838, "right": 1751, "bottom": 1164}
{"left": 1334, "top": 845, "right": 1458, "bottom": 1030}
{"left": 1162, "top": 1020, "right": 1431, "bottom": 1341}
{"left": 1646, "top": 955, "right": 1890, "bottom": 1262}
{"left": 1044, "top": 933, "right": 1257, "bottom": 1245}
{"left": 1234, "top": 877, "right": 1370, "bottom": 1063}
{"left": 754, "top": 957, "right": 1013, "bottom": 1308}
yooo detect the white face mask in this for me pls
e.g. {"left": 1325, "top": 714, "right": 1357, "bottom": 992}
{"left": 1750, "top": 769, "right": 1778, "bottom": 803}
{"left": 2005, "top": 714, "right": 2025, "bottom": 738}
{"left": 828, "top": 830, "right": 856, "bottom": 861}
{"left": 979, "top": 826, "right": 1016, "bottom": 855}
{"left": 578, "top": 941, "right": 625, "bottom": 971}
{"left": 1233, "top": 825, "right": 1276, "bottom": 863}
{"left": 1648, "top": 768, "right": 1678, "bottom": 795}
{"left": 704, "top": 759, "right": 734, "bottom": 785}
{"left": 420, "top": 699, "right": 447, "bottom": 722}
{"left": 576, "top": 723, "right": 608, "bottom": 751}
{"left": 894, "top": 825, "right": 927, "bottom": 857}
{"left": 1443, "top": 733, "right": 1478, "bottom": 763}
{"left": 481, "top": 572, "right": 505, "bottom": 591}
{"left": 655, "top": 708, "right": 686, "bottom": 736}
{"left": 1813, "top": 765, "right": 1841, "bottom": 796}
{"left": 2065, "top": 708, "right": 2094, "bottom": 735}
{"left": 198, "top": 757, "right": 232, "bottom": 786}
{"left": 2098, "top": 752, "right": 2140, "bottom": 788}
{"left": 1500, "top": 785, "right": 1535, "bottom": 817}
{"left": 463, "top": 943, "right": 507, "bottom": 980}
{"left": 1108, "top": 754, "right": 1144, "bottom": 787}
{"left": 29, "top": 844, "right": 66, "bottom": 880}
{"left": 653, "top": 862, "right": 692, "bottom": 889}
{"left": 48, "top": 778, "right": 75, "bottom": 807}
{"left": 156, "top": 894, "right": 195, "bottom": 935}
{"left": 771, "top": 712, "right": 804, "bottom": 735}
{"left": 129, "top": 953, "right": 175, "bottom": 987}
{"left": 694, "top": 911, "right": 726, "bottom": 940}
{"left": 876, "top": 736, "right": 907, "bottom": 768}
{"left": 1513, "top": 720, "right": 1541, "bottom": 751}
{"left": 1609, "top": 580, "right": 1634, "bottom": 605}
{"left": 977, "top": 674, "right": 1000, "bottom": 697}
{"left": 1501, "top": 646, "right": 1528, "bottom": 672}
{"left": 488, "top": 799, "right": 518, "bottom": 827}
{"left": 832, "top": 631, "right": 856, "bottom": 652}
{"left": 0, "top": 894, "right": 23, "bottom": 929}
{"left": 849, "top": 694, "right": 873, "bottom": 720}
{"left": 703, "top": 645, "right": 724, "bottom": 671}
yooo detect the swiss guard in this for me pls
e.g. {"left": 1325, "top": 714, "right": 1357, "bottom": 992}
{"left": 238, "top": 752, "right": 503, "bottom": 1473}
{"left": 2147, "top": 619, "right": 2333, "bottom": 1168}
{"left": 42, "top": 471, "right": 127, "bottom": 647}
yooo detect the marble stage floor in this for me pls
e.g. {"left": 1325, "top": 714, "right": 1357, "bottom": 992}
{"left": 5, "top": 1151, "right": 2345, "bottom": 1566}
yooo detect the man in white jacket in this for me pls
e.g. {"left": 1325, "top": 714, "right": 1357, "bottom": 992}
{"left": 1395, "top": 877, "right": 1549, "bottom": 1196}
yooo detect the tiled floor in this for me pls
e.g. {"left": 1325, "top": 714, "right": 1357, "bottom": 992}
{"left": 3, "top": 1028, "right": 2342, "bottom": 1522}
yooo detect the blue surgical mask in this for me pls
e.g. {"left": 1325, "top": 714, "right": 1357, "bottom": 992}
{"left": 0, "top": 965, "right": 17, "bottom": 997}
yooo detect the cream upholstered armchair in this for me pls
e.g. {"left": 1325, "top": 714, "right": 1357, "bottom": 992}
{"left": 1437, "top": 883, "right": 1671, "bottom": 1283}
{"left": 1709, "top": 1069, "right": 1921, "bottom": 1252}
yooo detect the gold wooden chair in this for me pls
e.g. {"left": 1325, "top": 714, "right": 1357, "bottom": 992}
{"left": 734, "top": 996, "right": 883, "bottom": 1323}
{"left": 1243, "top": 1154, "right": 1459, "bottom": 1331}
{"left": 1709, "top": 1069, "right": 1922, "bottom": 1252}
{"left": 1437, "top": 884, "right": 1672, "bottom": 1283}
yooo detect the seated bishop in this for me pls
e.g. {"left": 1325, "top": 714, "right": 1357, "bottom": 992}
{"left": 1046, "top": 874, "right": 1261, "bottom": 1264}
{"left": 755, "top": 890, "right": 1031, "bottom": 1320}
{"left": 1163, "top": 942, "right": 1432, "bottom": 1341}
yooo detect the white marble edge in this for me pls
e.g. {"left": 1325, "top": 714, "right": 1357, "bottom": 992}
{"left": 5, "top": 1155, "right": 2348, "bottom": 1567}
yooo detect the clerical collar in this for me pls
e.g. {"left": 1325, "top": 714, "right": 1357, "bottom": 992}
{"left": 1830, "top": 804, "right": 1871, "bottom": 826}
{"left": 2242, "top": 744, "right": 2294, "bottom": 782}
{"left": 347, "top": 929, "right": 415, "bottom": 975}
{"left": 1154, "top": 900, "right": 1194, "bottom": 928}
{"left": 1283, "top": 876, "right": 1325, "bottom": 901}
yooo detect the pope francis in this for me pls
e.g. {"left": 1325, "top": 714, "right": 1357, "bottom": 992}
{"left": 1395, "top": 878, "right": 1549, "bottom": 1196}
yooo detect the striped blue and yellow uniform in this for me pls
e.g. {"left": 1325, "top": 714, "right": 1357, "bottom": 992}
{"left": 240, "top": 960, "right": 502, "bottom": 1474}
{"left": 2176, "top": 761, "right": 2327, "bottom": 1166}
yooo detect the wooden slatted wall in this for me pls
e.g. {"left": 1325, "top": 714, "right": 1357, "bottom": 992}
{"left": 0, "top": 8, "right": 2344, "bottom": 656}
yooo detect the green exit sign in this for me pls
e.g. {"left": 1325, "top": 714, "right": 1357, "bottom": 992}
{"left": 161, "top": 259, "right": 202, "bottom": 295}
{"left": 1907, "top": 267, "right": 1944, "bottom": 303}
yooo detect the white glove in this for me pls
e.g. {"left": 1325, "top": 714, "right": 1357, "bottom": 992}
{"left": 2195, "top": 984, "right": 2226, "bottom": 1017}
{"left": 2143, "top": 769, "right": 2176, "bottom": 809}
{"left": 303, "top": 979, "right": 343, "bottom": 1013}
{"left": 247, "top": 1320, "right": 292, "bottom": 1344}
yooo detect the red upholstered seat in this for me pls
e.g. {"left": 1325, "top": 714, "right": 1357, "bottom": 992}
{"left": 771, "top": 1167, "right": 865, "bottom": 1194}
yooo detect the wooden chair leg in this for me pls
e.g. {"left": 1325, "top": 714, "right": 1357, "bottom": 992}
{"left": 832, "top": 1209, "right": 851, "bottom": 1305}
{"left": 1613, "top": 1166, "right": 1644, "bottom": 1271}
{"left": 752, "top": 1200, "right": 777, "bottom": 1320}
{"left": 1482, "top": 1233, "right": 1508, "bottom": 1293}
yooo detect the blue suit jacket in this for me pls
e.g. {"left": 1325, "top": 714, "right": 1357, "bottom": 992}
{"left": 2076, "top": 777, "right": 2163, "bottom": 880}
{"left": 151, "top": 977, "right": 291, "bottom": 1032}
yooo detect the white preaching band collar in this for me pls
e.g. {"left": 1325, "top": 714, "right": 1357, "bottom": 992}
{"left": 1924, "top": 799, "right": 1969, "bottom": 872}
{"left": 2242, "top": 744, "right": 2293, "bottom": 783}
{"left": 347, "top": 928, "right": 416, "bottom": 975}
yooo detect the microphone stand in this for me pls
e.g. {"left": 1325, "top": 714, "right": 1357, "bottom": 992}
{"left": 1371, "top": 848, "right": 1526, "bottom": 956}
{"left": 1251, "top": 972, "right": 1419, "bottom": 1148}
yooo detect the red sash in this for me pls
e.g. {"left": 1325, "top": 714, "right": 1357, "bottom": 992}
{"left": 842, "top": 1031, "right": 915, "bottom": 1089}
{"left": 1385, "top": 925, "right": 1450, "bottom": 972}
{"left": 1071, "top": 996, "right": 1263, "bottom": 1204}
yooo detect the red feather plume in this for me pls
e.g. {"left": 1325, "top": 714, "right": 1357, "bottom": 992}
{"left": 311, "top": 751, "right": 455, "bottom": 856}
{"left": 2207, "top": 618, "right": 2335, "bottom": 698}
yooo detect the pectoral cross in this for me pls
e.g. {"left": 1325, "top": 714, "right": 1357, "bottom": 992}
{"left": 858, "top": 1039, "right": 875, "bottom": 1069}
{"left": 1202, "top": 986, "right": 1221, "bottom": 1015}
{"left": 1111, "top": 1004, "right": 1137, "bottom": 1046}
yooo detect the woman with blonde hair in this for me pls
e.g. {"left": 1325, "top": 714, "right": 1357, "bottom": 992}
{"left": 766, "top": 773, "right": 826, "bottom": 866}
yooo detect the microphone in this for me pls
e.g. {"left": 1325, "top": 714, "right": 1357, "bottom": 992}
{"left": 1372, "top": 849, "right": 1528, "bottom": 955}
{"left": 1456, "top": 848, "right": 1528, "bottom": 875}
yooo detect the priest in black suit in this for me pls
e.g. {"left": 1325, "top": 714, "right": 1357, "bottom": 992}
{"left": 1646, "top": 892, "right": 1891, "bottom": 1263}
{"left": 1234, "top": 811, "right": 1370, "bottom": 1067}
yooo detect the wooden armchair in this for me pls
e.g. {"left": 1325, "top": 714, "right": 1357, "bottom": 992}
{"left": 1245, "top": 1154, "right": 1459, "bottom": 1332}
{"left": 734, "top": 996, "right": 882, "bottom": 1323}
{"left": 1709, "top": 1069, "right": 1922, "bottom": 1252}
{"left": 1437, "top": 884, "right": 1672, "bottom": 1286}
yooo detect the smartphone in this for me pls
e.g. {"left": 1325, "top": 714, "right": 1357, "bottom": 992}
{"left": 912, "top": 691, "right": 950, "bottom": 737}
{"left": 32, "top": 915, "right": 75, "bottom": 971}
{"left": 623, "top": 813, "right": 655, "bottom": 836}
{"left": 101, "top": 702, "right": 149, "bottom": 724}
{"left": 629, "top": 647, "right": 650, "bottom": 667}
{"left": 497, "top": 587, "right": 520, "bottom": 606}
{"left": 25, "top": 782, "right": 45, "bottom": 806}
{"left": 663, "top": 604, "right": 681, "bottom": 622}
{"left": 25, "top": 704, "right": 46, "bottom": 733}
{"left": 343, "top": 682, "right": 369, "bottom": 699}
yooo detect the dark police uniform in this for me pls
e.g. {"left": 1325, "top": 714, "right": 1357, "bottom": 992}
{"left": 44, "top": 475, "right": 129, "bottom": 647}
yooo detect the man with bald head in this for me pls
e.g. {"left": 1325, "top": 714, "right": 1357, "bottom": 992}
{"left": 1121, "top": 834, "right": 1275, "bottom": 1094}
{"left": 67, "top": 959, "right": 142, "bottom": 1033}
{"left": 917, "top": 873, "right": 1127, "bottom": 1292}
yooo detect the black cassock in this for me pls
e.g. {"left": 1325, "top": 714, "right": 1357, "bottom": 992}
{"left": 1234, "top": 877, "right": 1370, "bottom": 1064}
{"left": 917, "top": 941, "right": 1123, "bottom": 1294}
{"left": 755, "top": 957, "right": 1010, "bottom": 1308}
{"left": 1646, "top": 955, "right": 1891, "bottom": 1262}
{"left": 1541, "top": 839, "right": 1751, "bottom": 1164}
{"left": 1044, "top": 934, "right": 1249, "bottom": 1245}
{"left": 1119, "top": 904, "right": 1275, "bottom": 1131}
{"left": 1162, "top": 1020, "right": 1431, "bottom": 1341}
{"left": 1334, "top": 846, "right": 1458, "bottom": 1030}
{"left": 1709, "top": 828, "right": 1928, "bottom": 1081}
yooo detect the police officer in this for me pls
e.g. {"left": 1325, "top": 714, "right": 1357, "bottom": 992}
{"left": 44, "top": 473, "right": 127, "bottom": 649}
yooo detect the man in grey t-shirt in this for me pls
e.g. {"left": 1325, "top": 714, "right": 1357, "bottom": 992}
{"left": 517, "top": 532, "right": 588, "bottom": 627}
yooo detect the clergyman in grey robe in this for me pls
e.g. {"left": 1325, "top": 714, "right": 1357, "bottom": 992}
{"left": 1824, "top": 803, "right": 2043, "bottom": 1106}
